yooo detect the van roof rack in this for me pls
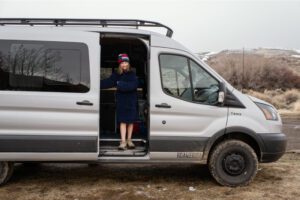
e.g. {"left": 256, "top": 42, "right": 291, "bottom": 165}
{"left": 0, "top": 18, "right": 174, "bottom": 38}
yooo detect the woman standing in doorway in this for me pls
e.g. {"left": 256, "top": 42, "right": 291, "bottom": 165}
{"left": 101, "top": 54, "right": 138, "bottom": 150}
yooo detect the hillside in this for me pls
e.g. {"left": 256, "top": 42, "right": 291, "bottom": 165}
{"left": 198, "top": 48, "right": 300, "bottom": 74}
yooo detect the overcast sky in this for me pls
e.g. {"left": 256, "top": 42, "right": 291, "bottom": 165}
{"left": 0, "top": 0, "right": 299, "bottom": 52}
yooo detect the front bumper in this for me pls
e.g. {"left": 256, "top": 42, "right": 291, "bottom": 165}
{"left": 257, "top": 133, "right": 287, "bottom": 163}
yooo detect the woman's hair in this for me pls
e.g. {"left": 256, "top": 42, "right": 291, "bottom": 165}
{"left": 117, "top": 62, "right": 131, "bottom": 74}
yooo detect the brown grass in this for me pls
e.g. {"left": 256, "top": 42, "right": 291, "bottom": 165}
{"left": 245, "top": 89, "right": 300, "bottom": 114}
{"left": 0, "top": 153, "right": 299, "bottom": 200}
{"left": 207, "top": 53, "right": 300, "bottom": 91}
{"left": 293, "top": 101, "right": 300, "bottom": 112}
{"left": 206, "top": 51, "right": 300, "bottom": 113}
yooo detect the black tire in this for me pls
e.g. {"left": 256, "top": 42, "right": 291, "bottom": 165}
{"left": 0, "top": 162, "right": 14, "bottom": 186}
{"left": 208, "top": 140, "right": 258, "bottom": 187}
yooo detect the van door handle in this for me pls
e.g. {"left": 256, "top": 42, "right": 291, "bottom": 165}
{"left": 155, "top": 103, "right": 171, "bottom": 108}
{"left": 76, "top": 100, "right": 93, "bottom": 106}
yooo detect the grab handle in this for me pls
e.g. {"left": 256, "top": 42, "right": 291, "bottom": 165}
{"left": 155, "top": 103, "right": 171, "bottom": 108}
{"left": 76, "top": 100, "right": 93, "bottom": 106}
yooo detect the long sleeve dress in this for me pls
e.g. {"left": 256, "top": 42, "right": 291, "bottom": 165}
{"left": 100, "top": 70, "right": 139, "bottom": 124}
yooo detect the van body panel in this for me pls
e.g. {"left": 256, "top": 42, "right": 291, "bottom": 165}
{"left": 0, "top": 28, "right": 100, "bottom": 160}
{"left": 151, "top": 34, "right": 191, "bottom": 52}
{"left": 149, "top": 47, "right": 228, "bottom": 159}
{"left": 227, "top": 89, "right": 282, "bottom": 134}
{"left": 149, "top": 136, "right": 209, "bottom": 152}
{"left": 0, "top": 153, "right": 97, "bottom": 161}
{"left": 0, "top": 135, "right": 97, "bottom": 152}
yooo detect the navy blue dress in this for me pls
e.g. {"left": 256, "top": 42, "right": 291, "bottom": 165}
{"left": 101, "top": 71, "right": 139, "bottom": 124}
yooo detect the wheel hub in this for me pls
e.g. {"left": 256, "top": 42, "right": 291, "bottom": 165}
{"left": 223, "top": 153, "right": 246, "bottom": 176}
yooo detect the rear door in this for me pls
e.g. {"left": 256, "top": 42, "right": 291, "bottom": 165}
{"left": 0, "top": 28, "right": 100, "bottom": 161}
{"left": 149, "top": 47, "right": 228, "bottom": 161}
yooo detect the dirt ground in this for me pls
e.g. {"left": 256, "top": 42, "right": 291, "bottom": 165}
{"left": 282, "top": 115, "right": 300, "bottom": 151}
{"left": 0, "top": 116, "right": 299, "bottom": 200}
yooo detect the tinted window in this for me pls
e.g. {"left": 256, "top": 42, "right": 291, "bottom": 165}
{"left": 0, "top": 40, "right": 90, "bottom": 92}
{"left": 159, "top": 54, "right": 220, "bottom": 105}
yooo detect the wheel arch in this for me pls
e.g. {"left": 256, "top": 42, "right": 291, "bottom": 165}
{"left": 203, "top": 127, "right": 264, "bottom": 162}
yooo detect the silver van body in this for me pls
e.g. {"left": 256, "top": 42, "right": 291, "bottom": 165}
{"left": 0, "top": 19, "right": 286, "bottom": 186}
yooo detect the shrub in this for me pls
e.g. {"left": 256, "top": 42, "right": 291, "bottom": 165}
{"left": 207, "top": 54, "right": 300, "bottom": 91}
{"left": 284, "top": 89, "right": 299, "bottom": 104}
{"left": 245, "top": 89, "right": 300, "bottom": 111}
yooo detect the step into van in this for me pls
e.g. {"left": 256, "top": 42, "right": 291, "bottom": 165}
{"left": 0, "top": 18, "right": 287, "bottom": 187}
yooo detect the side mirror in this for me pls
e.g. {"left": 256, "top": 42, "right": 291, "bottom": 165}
{"left": 218, "top": 91, "right": 225, "bottom": 103}
{"left": 218, "top": 82, "right": 226, "bottom": 106}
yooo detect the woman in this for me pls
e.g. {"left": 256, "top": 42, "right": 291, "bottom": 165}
{"left": 101, "top": 53, "right": 139, "bottom": 150}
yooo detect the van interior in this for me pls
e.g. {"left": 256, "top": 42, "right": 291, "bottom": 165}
{"left": 99, "top": 34, "right": 149, "bottom": 157}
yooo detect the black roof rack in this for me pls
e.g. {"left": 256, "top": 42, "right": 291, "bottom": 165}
{"left": 0, "top": 18, "right": 173, "bottom": 38}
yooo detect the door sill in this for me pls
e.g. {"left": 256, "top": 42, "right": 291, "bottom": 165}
{"left": 97, "top": 154, "right": 150, "bottom": 162}
{"left": 99, "top": 146, "right": 147, "bottom": 157}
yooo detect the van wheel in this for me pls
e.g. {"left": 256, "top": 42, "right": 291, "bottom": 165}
{"left": 208, "top": 140, "right": 258, "bottom": 187}
{"left": 0, "top": 162, "right": 14, "bottom": 186}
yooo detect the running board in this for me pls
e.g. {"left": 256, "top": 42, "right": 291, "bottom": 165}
{"left": 100, "top": 139, "right": 147, "bottom": 143}
{"left": 99, "top": 139, "right": 147, "bottom": 149}
{"left": 99, "top": 146, "right": 147, "bottom": 157}
{"left": 97, "top": 155, "right": 150, "bottom": 163}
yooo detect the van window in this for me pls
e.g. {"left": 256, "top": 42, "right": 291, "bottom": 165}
{"left": 159, "top": 54, "right": 219, "bottom": 105}
{"left": 159, "top": 54, "right": 193, "bottom": 101}
{"left": 0, "top": 40, "right": 90, "bottom": 93}
{"left": 190, "top": 60, "right": 219, "bottom": 104}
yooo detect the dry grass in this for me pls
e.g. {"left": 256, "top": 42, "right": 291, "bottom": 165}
{"left": 245, "top": 88, "right": 300, "bottom": 114}
{"left": 206, "top": 51, "right": 300, "bottom": 113}
{"left": 207, "top": 53, "right": 300, "bottom": 91}
{"left": 0, "top": 153, "right": 299, "bottom": 200}
{"left": 293, "top": 101, "right": 300, "bottom": 112}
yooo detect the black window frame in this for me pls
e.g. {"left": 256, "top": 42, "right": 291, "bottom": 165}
{"left": 158, "top": 53, "right": 221, "bottom": 106}
{"left": 0, "top": 39, "right": 90, "bottom": 93}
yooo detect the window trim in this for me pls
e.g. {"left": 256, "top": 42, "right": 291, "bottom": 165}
{"left": 158, "top": 52, "right": 221, "bottom": 106}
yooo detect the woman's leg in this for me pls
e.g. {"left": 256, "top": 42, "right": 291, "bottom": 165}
{"left": 120, "top": 123, "right": 127, "bottom": 142}
{"left": 127, "top": 123, "right": 133, "bottom": 139}
{"left": 118, "top": 122, "right": 127, "bottom": 150}
{"left": 126, "top": 123, "right": 135, "bottom": 149}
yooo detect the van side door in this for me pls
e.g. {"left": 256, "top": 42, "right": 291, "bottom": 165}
{"left": 0, "top": 29, "right": 100, "bottom": 161}
{"left": 149, "top": 47, "right": 228, "bottom": 161}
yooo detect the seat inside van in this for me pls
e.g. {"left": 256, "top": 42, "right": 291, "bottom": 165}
{"left": 99, "top": 34, "right": 149, "bottom": 157}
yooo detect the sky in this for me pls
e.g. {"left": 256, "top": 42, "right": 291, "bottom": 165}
{"left": 0, "top": 0, "right": 300, "bottom": 52}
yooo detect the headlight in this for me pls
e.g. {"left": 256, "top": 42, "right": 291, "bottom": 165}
{"left": 255, "top": 102, "right": 278, "bottom": 121}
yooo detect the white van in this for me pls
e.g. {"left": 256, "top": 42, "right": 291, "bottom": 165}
{"left": 0, "top": 18, "right": 286, "bottom": 187}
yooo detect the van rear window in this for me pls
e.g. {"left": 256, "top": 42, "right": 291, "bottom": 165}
{"left": 0, "top": 40, "right": 90, "bottom": 93}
